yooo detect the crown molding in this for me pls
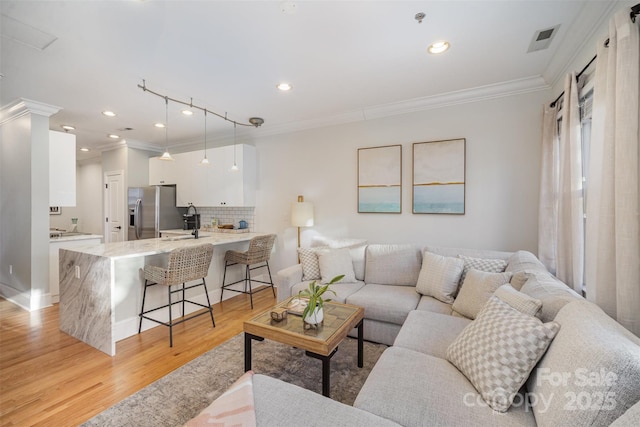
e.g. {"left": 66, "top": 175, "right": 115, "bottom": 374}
{"left": 252, "top": 75, "right": 549, "bottom": 139}
{"left": 0, "top": 98, "right": 61, "bottom": 125}
{"left": 96, "top": 138, "right": 164, "bottom": 154}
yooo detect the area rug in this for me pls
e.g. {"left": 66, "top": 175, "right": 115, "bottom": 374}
{"left": 82, "top": 334, "right": 388, "bottom": 427}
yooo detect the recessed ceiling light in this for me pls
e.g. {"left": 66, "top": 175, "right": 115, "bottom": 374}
{"left": 61, "top": 125, "right": 75, "bottom": 131}
{"left": 80, "top": 147, "right": 90, "bottom": 152}
{"left": 181, "top": 109, "right": 194, "bottom": 116}
{"left": 428, "top": 40, "right": 450, "bottom": 54}
{"left": 276, "top": 82, "right": 293, "bottom": 91}
{"left": 102, "top": 110, "right": 116, "bottom": 117}
{"left": 108, "top": 134, "right": 120, "bottom": 139}
{"left": 154, "top": 123, "right": 165, "bottom": 128}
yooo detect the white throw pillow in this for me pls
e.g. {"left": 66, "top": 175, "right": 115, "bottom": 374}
{"left": 297, "top": 247, "right": 328, "bottom": 280}
{"left": 446, "top": 296, "right": 560, "bottom": 412}
{"left": 457, "top": 254, "right": 507, "bottom": 287}
{"left": 494, "top": 284, "right": 542, "bottom": 317}
{"left": 452, "top": 269, "right": 512, "bottom": 319}
{"left": 317, "top": 248, "right": 356, "bottom": 283}
{"left": 415, "top": 251, "right": 465, "bottom": 304}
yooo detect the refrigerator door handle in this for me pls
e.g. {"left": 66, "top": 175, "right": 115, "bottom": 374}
{"left": 134, "top": 198, "right": 142, "bottom": 239}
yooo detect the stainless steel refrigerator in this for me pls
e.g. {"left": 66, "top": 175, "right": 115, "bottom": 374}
{"left": 128, "top": 185, "right": 184, "bottom": 240}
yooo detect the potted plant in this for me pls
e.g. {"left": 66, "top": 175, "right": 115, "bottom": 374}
{"left": 298, "top": 275, "right": 344, "bottom": 327}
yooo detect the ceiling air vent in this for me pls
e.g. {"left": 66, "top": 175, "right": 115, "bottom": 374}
{"left": 527, "top": 24, "right": 560, "bottom": 53}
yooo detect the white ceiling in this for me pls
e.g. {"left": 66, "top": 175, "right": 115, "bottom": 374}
{"left": 0, "top": 1, "right": 614, "bottom": 159}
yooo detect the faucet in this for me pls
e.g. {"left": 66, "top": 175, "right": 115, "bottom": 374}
{"left": 187, "top": 204, "right": 199, "bottom": 239}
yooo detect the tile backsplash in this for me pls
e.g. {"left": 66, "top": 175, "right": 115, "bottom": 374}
{"left": 198, "top": 207, "right": 255, "bottom": 230}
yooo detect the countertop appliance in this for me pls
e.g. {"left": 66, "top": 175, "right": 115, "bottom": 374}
{"left": 128, "top": 185, "right": 184, "bottom": 240}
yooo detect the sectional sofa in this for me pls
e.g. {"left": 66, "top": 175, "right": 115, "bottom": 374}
{"left": 188, "top": 240, "right": 640, "bottom": 426}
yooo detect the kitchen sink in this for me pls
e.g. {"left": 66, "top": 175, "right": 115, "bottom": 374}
{"left": 50, "top": 231, "right": 91, "bottom": 238}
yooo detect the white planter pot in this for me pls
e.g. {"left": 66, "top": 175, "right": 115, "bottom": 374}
{"left": 304, "top": 306, "right": 324, "bottom": 325}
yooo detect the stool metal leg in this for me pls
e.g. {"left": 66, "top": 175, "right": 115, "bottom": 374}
{"left": 220, "top": 261, "right": 229, "bottom": 302}
{"left": 202, "top": 278, "right": 215, "bottom": 327}
{"left": 168, "top": 285, "right": 173, "bottom": 347}
{"left": 138, "top": 279, "right": 150, "bottom": 333}
{"left": 247, "top": 264, "right": 254, "bottom": 309}
{"left": 266, "top": 261, "right": 275, "bottom": 298}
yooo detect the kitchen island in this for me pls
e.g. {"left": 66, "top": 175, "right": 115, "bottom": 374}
{"left": 59, "top": 232, "right": 270, "bottom": 356}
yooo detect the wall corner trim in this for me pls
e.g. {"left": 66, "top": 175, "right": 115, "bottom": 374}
{"left": 0, "top": 98, "right": 62, "bottom": 125}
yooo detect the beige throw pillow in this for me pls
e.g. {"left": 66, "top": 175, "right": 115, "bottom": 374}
{"left": 318, "top": 248, "right": 356, "bottom": 283}
{"left": 457, "top": 255, "right": 507, "bottom": 286}
{"left": 446, "top": 296, "right": 560, "bottom": 412}
{"left": 415, "top": 252, "right": 464, "bottom": 304}
{"left": 494, "top": 284, "right": 542, "bottom": 317}
{"left": 452, "top": 269, "right": 512, "bottom": 319}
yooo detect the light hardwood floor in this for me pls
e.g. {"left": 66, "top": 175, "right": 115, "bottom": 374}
{"left": 0, "top": 289, "right": 277, "bottom": 427}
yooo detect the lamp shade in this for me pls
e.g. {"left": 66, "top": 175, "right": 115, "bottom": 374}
{"left": 291, "top": 201, "right": 314, "bottom": 227}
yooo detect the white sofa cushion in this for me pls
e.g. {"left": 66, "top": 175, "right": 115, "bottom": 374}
{"left": 416, "top": 295, "right": 453, "bottom": 314}
{"left": 318, "top": 248, "right": 356, "bottom": 283}
{"left": 415, "top": 251, "right": 464, "bottom": 304}
{"left": 364, "top": 244, "right": 422, "bottom": 286}
{"left": 311, "top": 237, "right": 367, "bottom": 281}
{"left": 494, "top": 284, "right": 542, "bottom": 317}
{"left": 520, "top": 274, "right": 581, "bottom": 322}
{"left": 354, "top": 347, "right": 537, "bottom": 427}
{"left": 447, "top": 297, "right": 560, "bottom": 412}
{"left": 506, "top": 250, "right": 550, "bottom": 290}
{"left": 394, "top": 310, "right": 471, "bottom": 358}
{"left": 452, "top": 269, "right": 512, "bottom": 319}
{"left": 346, "top": 284, "right": 420, "bottom": 325}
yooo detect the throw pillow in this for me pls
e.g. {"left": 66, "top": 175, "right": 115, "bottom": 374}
{"left": 494, "top": 284, "right": 542, "bottom": 317}
{"left": 458, "top": 254, "right": 507, "bottom": 287}
{"left": 415, "top": 251, "right": 465, "bottom": 304}
{"left": 317, "top": 248, "right": 356, "bottom": 283}
{"left": 297, "top": 247, "right": 328, "bottom": 281}
{"left": 452, "top": 269, "right": 512, "bottom": 319}
{"left": 446, "top": 296, "right": 560, "bottom": 412}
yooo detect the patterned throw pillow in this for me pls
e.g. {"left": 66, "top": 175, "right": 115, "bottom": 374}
{"left": 457, "top": 255, "right": 507, "bottom": 286}
{"left": 297, "top": 247, "right": 327, "bottom": 281}
{"left": 446, "top": 296, "right": 560, "bottom": 412}
{"left": 494, "top": 284, "right": 542, "bottom": 317}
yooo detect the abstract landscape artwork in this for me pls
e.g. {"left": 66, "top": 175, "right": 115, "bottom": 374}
{"left": 413, "top": 139, "right": 465, "bottom": 214}
{"left": 358, "top": 145, "right": 402, "bottom": 213}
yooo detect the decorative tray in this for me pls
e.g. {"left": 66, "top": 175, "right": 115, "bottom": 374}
{"left": 286, "top": 297, "right": 309, "bottom": 316}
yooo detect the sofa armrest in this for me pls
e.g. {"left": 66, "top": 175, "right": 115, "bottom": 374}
{"left": 275, "top": 264, "right": 303, "bottom": 302}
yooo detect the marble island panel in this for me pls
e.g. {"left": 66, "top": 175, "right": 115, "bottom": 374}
{"left": 59, "top": 232, "right": 271, "bottom": 356}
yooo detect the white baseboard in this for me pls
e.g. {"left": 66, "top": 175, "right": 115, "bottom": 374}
{"left": 0, "top": 282, "right": 52, "bottom": 311}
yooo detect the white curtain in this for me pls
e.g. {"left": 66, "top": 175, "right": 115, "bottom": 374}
{"left": 538, "top": 73, "right": 584, "bottom": 292}
{"left": 585, "top": 10, "right": 640, "bottom": 336}
{"left": 538, "top": 105, "right": 559, "bottom": 275}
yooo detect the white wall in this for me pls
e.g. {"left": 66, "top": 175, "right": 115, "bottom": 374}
{"left": 0, "top": 102, "right": 54, "bottom": 310}
{"left": 253, "top": 90, "right": 549, "bottom": 271}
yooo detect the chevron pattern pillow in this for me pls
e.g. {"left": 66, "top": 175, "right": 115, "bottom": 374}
{"left": 297, "top": 247, "right": 328, "bottom": 281}
{"left": 446, "top": 296, "right": 560, "bottom": 412}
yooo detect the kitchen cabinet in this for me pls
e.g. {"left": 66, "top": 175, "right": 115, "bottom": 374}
{"left": 149, "top": 144, "right": 256, "bottom": 207}
{"left": 149, "top": 156, "right": 178, "bottom": 185}
{"left": 49, "top": 131, "right": 76, "bottom": 206}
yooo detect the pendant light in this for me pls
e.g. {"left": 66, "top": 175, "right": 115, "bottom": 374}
{"left": 200, "top": 110, "right": 210, "bottom": 166}
{"left": 159, "top": 97, "right": 174, "bottom": 161}
{"left": 231, "top": 122, "right": 239, "bottom": 171}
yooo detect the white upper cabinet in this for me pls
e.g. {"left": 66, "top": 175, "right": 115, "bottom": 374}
{"left": 49, "top": 131, "right": 76, "bottom": 206}
{"left": 149, "top": 156, "right": 178, "bottom": 185}
{"left": 149, "top": 144, "right": 256, "bottom": 207}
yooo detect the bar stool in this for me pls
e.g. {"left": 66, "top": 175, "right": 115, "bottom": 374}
{"left": 138, "top": 243, "right": 215, "bottom": 347}
{"left": 220, "top": 234, "right": 277, "bottom": 308}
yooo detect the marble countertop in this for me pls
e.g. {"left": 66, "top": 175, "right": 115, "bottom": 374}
{"left": 60, "top": 232, "right": 266, "bottom": 260}
{"left": 49, "top": 234, "right": 103, "bottom": 243}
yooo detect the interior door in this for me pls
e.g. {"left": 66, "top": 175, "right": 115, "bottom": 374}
{"left": 104, "top": 170, "right": 125, "bottom": 243}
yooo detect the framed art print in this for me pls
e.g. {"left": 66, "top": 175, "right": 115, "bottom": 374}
{"left": 413, "top": 138, "right": 465, "bottom": 214}
{"left": 358, "top": 144, "right": 402, "bottom": 213}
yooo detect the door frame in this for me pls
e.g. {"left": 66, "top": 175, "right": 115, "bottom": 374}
{"left": 103, "top": 169, "right": 125, "bottom": 244}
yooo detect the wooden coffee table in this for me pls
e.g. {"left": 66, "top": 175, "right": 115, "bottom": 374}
{"left": 243, "top": 297, "right": 365, "bottom": 397}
